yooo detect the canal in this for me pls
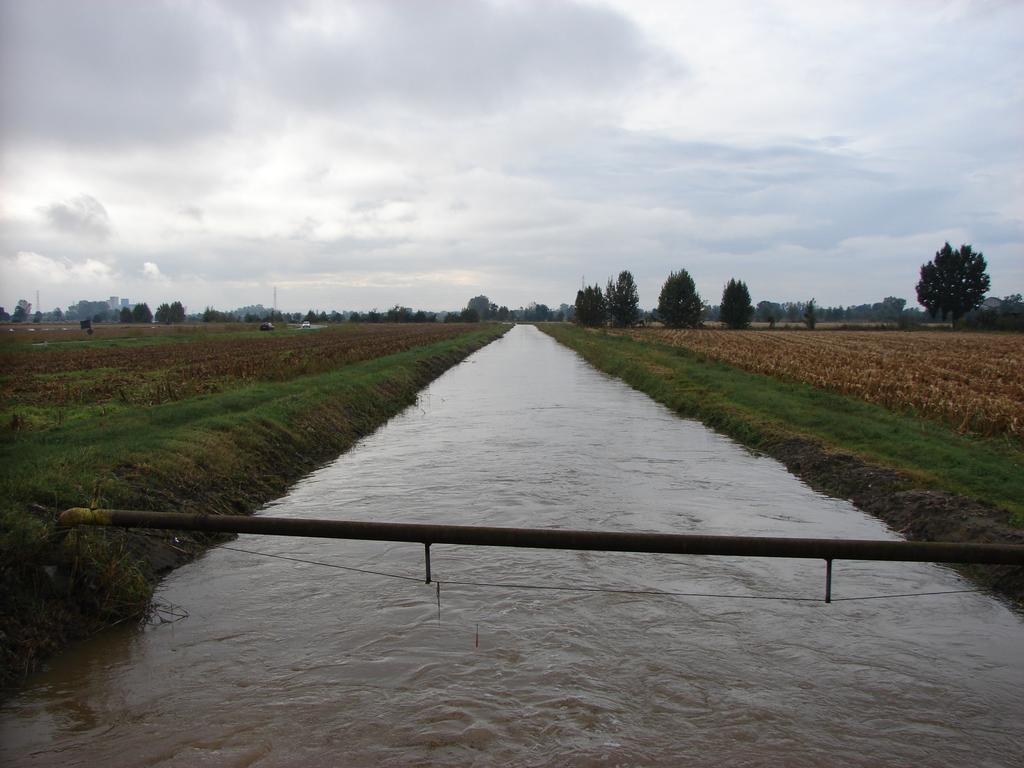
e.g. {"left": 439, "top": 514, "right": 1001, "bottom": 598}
{"left": 2, "top": 324, "right": 1022, "bottom": 766}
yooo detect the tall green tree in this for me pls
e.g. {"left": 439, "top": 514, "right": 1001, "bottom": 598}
{"left": 916, "top": 242, "right": 990, "bottom": 323}
{"left": 574, "top": 284, "right": 607, "bottom": 327}
{"left": 657, "top": 269, "right": 702, "bottom": 328}
{"left": 155, "top": 301, "right": 187, "bottom": 323}
{"left": 132, "top": 302, "right": 153, "bottom": 323}
{"left": 119, "top": 307, "right": 133, "bottom": 323}
{"left": 720, "top": 279, "right": 753, "bottom": 329}
{"left": 605, "top": 270, "right": 640, "bottom": 327}
{"left": 155, "top": 301, "right": 185, "bottom": 324}
{"left": 803, "top": 298, "right": 817, "bottom": 329}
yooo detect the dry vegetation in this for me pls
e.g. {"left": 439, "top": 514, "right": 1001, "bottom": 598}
{"left": 1, "top": 323, "right": 481, "bottom": 414}
{"left": 614, "top": 329, "right": 1024, "bottom": 439}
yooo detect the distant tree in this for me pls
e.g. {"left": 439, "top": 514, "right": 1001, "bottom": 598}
{"left": 657, "top": 270, "right": 702, "bottom": 328}
{"left": 605, "top": 271, "right": 640, "bottom": 327}
{"left": 755, "top": 300, "right": 781, "bottom": 324}
{"left": 522, "top": 303, "right": 551, "bottom": 322}
{"left": 132, "top": 302, "right": 153, "bottom": 323}
{"left": 460, "top": 307, "right": 480, "bottom": 322}
{"left": 32, "top": 310, "right": 42, "bottom": 323}
{"left": 120, "top": 307, "right": 133, "bottom": 323}
{"left": 304, "top": 309, "right": 318, "bottom": 322}
{"left": 496, "top": 305, "right": 510, "bottom": 322}
{"left": 720, "top": 279, "right": 753, "bottom": 329}
{"left": 52, "top": 307, "right": 64, "bottom": 321}
{"left": 467, "top": 295, "right": 492, "bottom": 320}
{"left": 0, "top": 307, "right": 9, "bottom": 322}
{"left": 387, "top": 305, "right": 413, "bottom": 322}
{"left": 574, "top": 285, "right": 606, "bottom": 327}
{"left": 803, "top": 299, "right": 817, "bottom": 330}
{"left": 12, "top": 299, "right": 31, "bottom": 323}
{"left": 1002, "top": 293, "right": 1024, "bottom": 312}
{"left": 155, "top": 301, "right": 185, "bottom": 324}
{"left": 916, "top": 242, "right": 990, "bottom": 324}
{"left": 202, "top": 307, "right": 235, "bottom": 322}
{"left": 881, "top": 296, "right": 906, "bottom": 324}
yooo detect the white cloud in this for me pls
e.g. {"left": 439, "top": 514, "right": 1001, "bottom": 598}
{"left": 6, "top": 251, "right": 114, "bottom": 285}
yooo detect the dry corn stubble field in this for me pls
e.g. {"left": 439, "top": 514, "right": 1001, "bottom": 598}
{"left": 614, "top": 329, "right": 1024, "bottom": 440}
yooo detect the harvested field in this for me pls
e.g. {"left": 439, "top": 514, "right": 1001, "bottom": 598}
{"left": 1, "top": 323, "right": 488, "bottom": 418}
{"left": 613, "top": 329, "right": 1024, "bottom": 439}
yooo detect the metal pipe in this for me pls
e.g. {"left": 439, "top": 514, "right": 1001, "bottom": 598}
{"left": 58, "top": 508, "right": 1024, "bottom": 566}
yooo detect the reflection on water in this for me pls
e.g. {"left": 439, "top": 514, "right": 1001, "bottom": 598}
{"left": 2, "top": 325, "right": 1022, "bottom": 767}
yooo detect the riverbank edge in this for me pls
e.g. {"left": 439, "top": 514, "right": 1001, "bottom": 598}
{"left": 0, "top": 326, "right": 508, "bottom": 692}
{"left": 539, "top": 324, "right": 1024, "bottom": 606}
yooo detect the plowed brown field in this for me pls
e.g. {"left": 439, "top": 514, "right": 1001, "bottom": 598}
{"left": 2, "top": 324, "right": 482, "bottom": 409}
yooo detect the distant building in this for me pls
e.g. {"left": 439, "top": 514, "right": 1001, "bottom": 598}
{"left": 120, "top": 298, "right": 130, "bottom": 307}
{"left": 108, "top": 296, "right": 119, "bottom": 309}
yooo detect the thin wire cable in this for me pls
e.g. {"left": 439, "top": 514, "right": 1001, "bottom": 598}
{"left": 832, "top": 589, "right": 982, "bottom": 602}
{"left": 220, "top": 545, "right": 423, "bottom": 583}
{"left": 438, "top": 577, "right": 820, "bottom": 602}
{"left": 220, "top": 544, "right": 810, "bottom": 603}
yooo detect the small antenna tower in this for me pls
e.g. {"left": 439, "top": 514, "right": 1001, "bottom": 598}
{"left": 273, "top": 286, "right": 277, "bottom": 314}
{"left": 36, "top": 290, "right": 40, "bottom": 313}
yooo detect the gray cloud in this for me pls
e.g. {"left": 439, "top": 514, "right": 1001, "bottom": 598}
{"left": 1, "top": 1, "right": 1020, "bottom": 312}
{"left": 0, "top": 0, "right": 234, "bottom": 144}
{"left": 42, "top": 194, "right": 112, "bottom": 239}
{"left": 0, "top": 0, "right": 669, "bottom": 147}
{"left": 261, "top": 1, "right": 671, "bottom": 115}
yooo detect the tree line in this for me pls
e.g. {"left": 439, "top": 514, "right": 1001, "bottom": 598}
{"left": 3, "top": 242, "right": 1011, "bottom": 330}
{"left": 575, "top": 269, "right": 759, "bottom": 329}
{"left": 573, "top": 241, "right": 1009, "bottom": 330}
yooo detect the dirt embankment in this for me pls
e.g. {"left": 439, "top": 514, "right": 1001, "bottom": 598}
{"left": 767, "top": 438, "right": 1024, "bottom": 606}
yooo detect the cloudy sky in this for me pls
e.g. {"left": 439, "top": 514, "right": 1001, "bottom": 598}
{"left": 1, "top": 0, "right": 1021, "bottom": 314}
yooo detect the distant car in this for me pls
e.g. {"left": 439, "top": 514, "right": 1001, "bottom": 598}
{"left": 260, "top": 322, "right": 274, "bottom": 331}
{"left": 301, "top": 321, "right": 311, "bottom": 329}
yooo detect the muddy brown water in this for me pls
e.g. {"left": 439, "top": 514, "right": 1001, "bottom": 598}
{"left": 2, "top": 324, "right": 1023, "bottom": 766}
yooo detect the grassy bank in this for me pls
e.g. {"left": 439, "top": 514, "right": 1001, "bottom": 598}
{"left": 540, "top": 325, "right": 1024, "bottom": 522}
{"left": 1, "top": 324, "right": 507, "bottom": 688}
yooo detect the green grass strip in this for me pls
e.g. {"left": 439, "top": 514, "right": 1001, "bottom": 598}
{"left": 541, "top": 325, "right": 1024, "bottom": 520}
{"left": 1, "top": 326, "right": 505, "bottom": 515}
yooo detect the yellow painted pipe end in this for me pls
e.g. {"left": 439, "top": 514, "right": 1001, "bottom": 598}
{"left": 59, "top": 507, "right": 113, "bottom": 527}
